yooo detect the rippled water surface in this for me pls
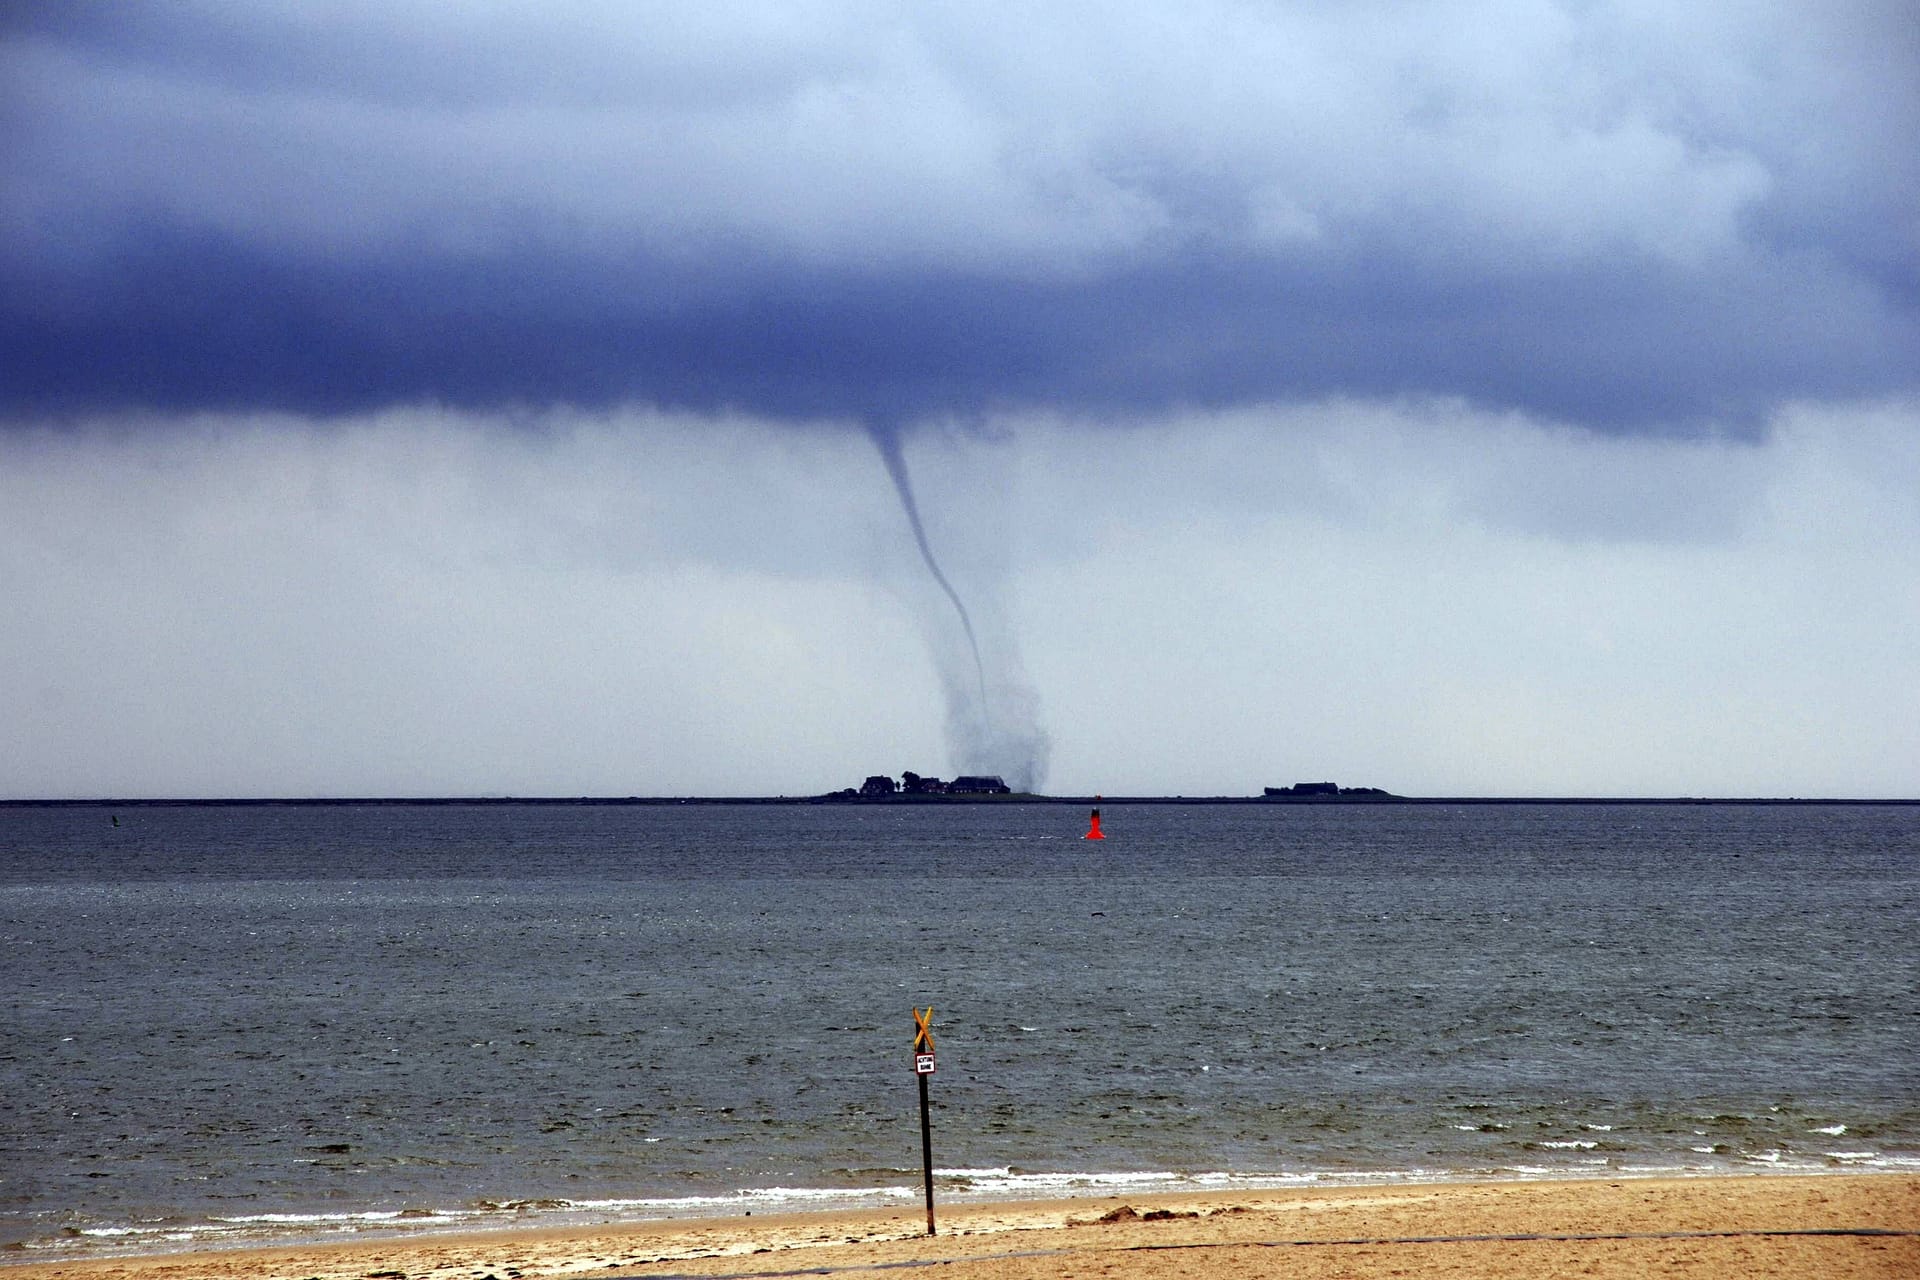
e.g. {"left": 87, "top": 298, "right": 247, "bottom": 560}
{"left": 3, "top": 801, "right": 1916, "bottom": 1257}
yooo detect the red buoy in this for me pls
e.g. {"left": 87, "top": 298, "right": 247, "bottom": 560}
{"left": 1084, "top": 805, "right": 1105, "bottom": 840}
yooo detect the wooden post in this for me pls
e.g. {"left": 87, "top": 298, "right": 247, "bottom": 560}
{"left": 918, "top": 1069, "right": 935, "bottom": 1235}
{"left": 912, "top": 1006, "right": 936, "bottom": 1236}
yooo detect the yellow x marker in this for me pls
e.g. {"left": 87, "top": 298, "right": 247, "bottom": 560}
{"left": 913, "top": 1006, "right": 935, "bottom": 1054}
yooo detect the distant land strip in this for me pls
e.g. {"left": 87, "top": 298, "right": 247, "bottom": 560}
{"left": 6, "top": 795, "right": 1918, "bottom": 807}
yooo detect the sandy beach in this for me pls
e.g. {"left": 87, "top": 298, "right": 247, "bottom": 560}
{"left": 8, "top": 1174, "right": 1914, "bottom": 1280}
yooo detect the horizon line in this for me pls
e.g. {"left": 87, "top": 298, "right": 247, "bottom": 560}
{"left": 4, "top": 793, "right": 1917, "bottom": 807}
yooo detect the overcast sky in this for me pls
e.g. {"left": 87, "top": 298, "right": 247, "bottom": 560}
{"left": 4, "top": 2, "right": 1916, "bottom": 798}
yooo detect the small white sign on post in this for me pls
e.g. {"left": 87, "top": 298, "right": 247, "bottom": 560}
{"left": 915, "top": 1053, "right": 936, "bottom": 1075}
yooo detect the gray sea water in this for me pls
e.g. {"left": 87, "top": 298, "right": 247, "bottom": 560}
{"left": 2, "top": 800, "right": 1916, "bottom": 1260}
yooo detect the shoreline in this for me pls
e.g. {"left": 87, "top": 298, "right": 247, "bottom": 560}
{"left": 16, "top": 1161, "right": 1913, "bottom": 1260}
{"left": 7, "top": 1173, "right": 1914, "bottom": 1279}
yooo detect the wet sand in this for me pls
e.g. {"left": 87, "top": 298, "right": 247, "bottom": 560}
{"left": 9, "top": 1174, "right": 1915, "bottom": 1280}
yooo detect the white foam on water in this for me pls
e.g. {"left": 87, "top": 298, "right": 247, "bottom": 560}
{"left": 568, "top": 1185, "right": 917, "bottom": 1216}
{"left": 941, "top": 1169, "right": 1186, "bottom": 1198}
{"left": 215, "top": 1210, "right": 477, "bottom": 1226}
{"left": 936, "top": 1167, "right": 1495, "bottom": 1202}
{"left": 1810, "top": 1124, "right": 1848, "bottom": 1136}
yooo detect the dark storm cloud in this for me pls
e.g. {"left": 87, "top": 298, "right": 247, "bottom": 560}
{"left": 7, "top": 223, "right": 1908, "bottom": 428}
{"left": 4, "top": 2, "right": 1915, "bottom": 429}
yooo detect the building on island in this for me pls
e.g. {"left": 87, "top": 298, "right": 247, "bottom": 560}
{"left": 826, "top": 772, "right": 1015, "bottom": 799}
{"left": 948, "top": 775, "right": 1011, "bottom": 794}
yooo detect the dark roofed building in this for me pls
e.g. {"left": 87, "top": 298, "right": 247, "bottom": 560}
{"left": 947, "top": 775, "right": 1011, "bottom": 794}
